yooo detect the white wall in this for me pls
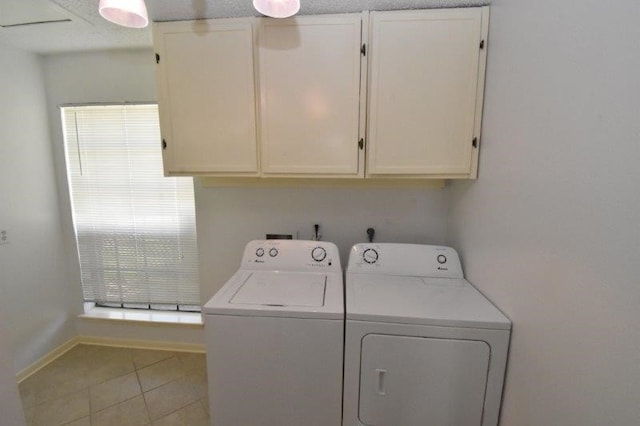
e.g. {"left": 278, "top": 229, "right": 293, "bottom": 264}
{"left": 196, "top": 184, "right": 449, "bottom": 301}
{"left": 0, "top": 312, "right": 26, "bottom": 426}
{"left": 447, "top": 0, "right": 640, "bottom": 424}
{"left": 0, "top": 46, "right": 76, "bottom": 372}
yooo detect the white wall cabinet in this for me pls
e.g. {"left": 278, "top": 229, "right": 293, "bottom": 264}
{"left": 366, "top": 8, "right": 489, "bottom": 178}
{"left": 258, "top": 14, "right": 365, "bottom": 177}
{"left": 153, "top": 19, "right": 259, "bottom": 176}
{"left": 153, "top": 7, "right": 489, "bottom": 179}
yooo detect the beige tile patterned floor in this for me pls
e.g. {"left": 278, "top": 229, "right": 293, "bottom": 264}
{"left": 19, "top": 345, "right": 209, "bottom": 426}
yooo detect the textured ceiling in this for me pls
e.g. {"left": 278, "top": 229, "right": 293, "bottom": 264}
{"left": 0, "top": 0, "right": 489, "bottom": 54}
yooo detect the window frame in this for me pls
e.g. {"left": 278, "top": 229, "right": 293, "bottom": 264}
{"left": 60, "top": 102, "right": 201, "bottom": 312}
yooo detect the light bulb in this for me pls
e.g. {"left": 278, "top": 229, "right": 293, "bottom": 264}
{"left": 99, "top": 0, "right": 149, "bottom": 29}
{"left": 253, "top": 0, "right": 300, "bottom": 18}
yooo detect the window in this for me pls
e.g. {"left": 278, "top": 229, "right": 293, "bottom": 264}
{"left": 61, "top": 104, "right": 200, "bottom": 311}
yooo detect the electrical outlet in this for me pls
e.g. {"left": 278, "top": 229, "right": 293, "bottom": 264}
{"left": 0, "top": 229, "right": 8, "bottom": 245}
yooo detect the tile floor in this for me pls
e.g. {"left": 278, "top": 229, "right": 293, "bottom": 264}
{"left": 18, "top": 344, "right": 209, "bottom": 426}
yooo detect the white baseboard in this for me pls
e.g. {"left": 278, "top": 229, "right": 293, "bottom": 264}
{"left": 76, "top": 335, "right": 206, "bottom": 353}
{"left": 16, "top": 337, "right": 80, "bottom": 383}
{"left": 16, "top": 336, "right": 206, "bottom": 383}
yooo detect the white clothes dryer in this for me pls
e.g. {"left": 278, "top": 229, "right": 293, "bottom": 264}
{"left": 343, "top": 244, "right": 511, "bottom": 426}
{"left": 204, "top": 239, "right": 343, "bottom": 426}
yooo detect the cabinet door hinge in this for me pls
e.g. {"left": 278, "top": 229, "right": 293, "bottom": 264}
{"left": 361, "top": 43, "right": 366, "bottom": 56}
{"left": 162, "top": 139, "right": 167, "bottom": 150}
{"left": 155, "top": 53, "right": 160, "bottom": 64}
{"left": 479, "top": 40, "right": 485, "bottom": 49}
{"left": 472, "top": 137, "right": 478, "bottom": 148}
{"left": 358, "top": 138, "right": 364, "bottom": 150}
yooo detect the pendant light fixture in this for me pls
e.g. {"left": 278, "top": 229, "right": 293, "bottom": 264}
{"left": 253, "top": 0, "right": 300, "bottom": 18}
{"left": 98, "top": 0, "right": 149, "bottom": 28}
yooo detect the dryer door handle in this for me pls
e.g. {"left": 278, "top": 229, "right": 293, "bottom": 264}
{"left": 375, "top": 368, "right": 387, "bottom": 396}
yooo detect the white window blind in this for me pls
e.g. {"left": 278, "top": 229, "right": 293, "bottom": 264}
{"left": 61, "top": 104, "right": 200, "bottom": 311}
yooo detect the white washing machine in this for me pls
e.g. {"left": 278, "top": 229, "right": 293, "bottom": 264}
{"left": 204, "top": 239, "right": 344, "bottom": 426}
{"left": 343, "top": 243, "right": 511, "bottom": 426}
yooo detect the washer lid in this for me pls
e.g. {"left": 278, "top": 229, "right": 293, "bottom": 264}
{"left": 231, "top": 272, "right": 326, "bottom": 307}
{"left": 204, "top": 270, "right": 343, "bottom": 319}
{"left": 346, "top": 274, "right": 511, "bottom": 330}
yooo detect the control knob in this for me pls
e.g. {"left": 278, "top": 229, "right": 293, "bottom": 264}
{"left": 311, "top": 246, "right": 327, "bottom": 262}
{"left": 363, "top": 248, "right": 379, "bottom": 264}
{"left": 269, "top": 248, "right": 279, "bottom": 257}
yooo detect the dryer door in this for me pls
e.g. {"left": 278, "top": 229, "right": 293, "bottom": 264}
{"left": 359, "top": 334, "right": 490, "bottom": 426}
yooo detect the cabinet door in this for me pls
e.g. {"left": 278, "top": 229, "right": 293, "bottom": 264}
{"left": 258, "top": 15, "right": 364, "bottom": 177}
{"left": 154, "top": 19, "right": 258, "bottom": 175}
{"left": 367, "top": 8, "right": 488, "bottom": 178}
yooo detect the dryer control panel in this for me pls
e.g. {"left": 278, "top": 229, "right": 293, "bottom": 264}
{"left": 348, "top": 243, "right": 464, "bottom": 279}
{"left": 242, "top": 240, "right": 341, "bottom": 272}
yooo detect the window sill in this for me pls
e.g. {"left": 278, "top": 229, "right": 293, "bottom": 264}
{"left": 79, "top": 303, "right": 203, "bottom": 327}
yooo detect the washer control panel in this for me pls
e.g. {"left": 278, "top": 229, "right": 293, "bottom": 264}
{"left": 347, "top": 243, "right": 464, "bottom": 279}
{"left": 243, "top": 240, "right": 341, "bottom": 272}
